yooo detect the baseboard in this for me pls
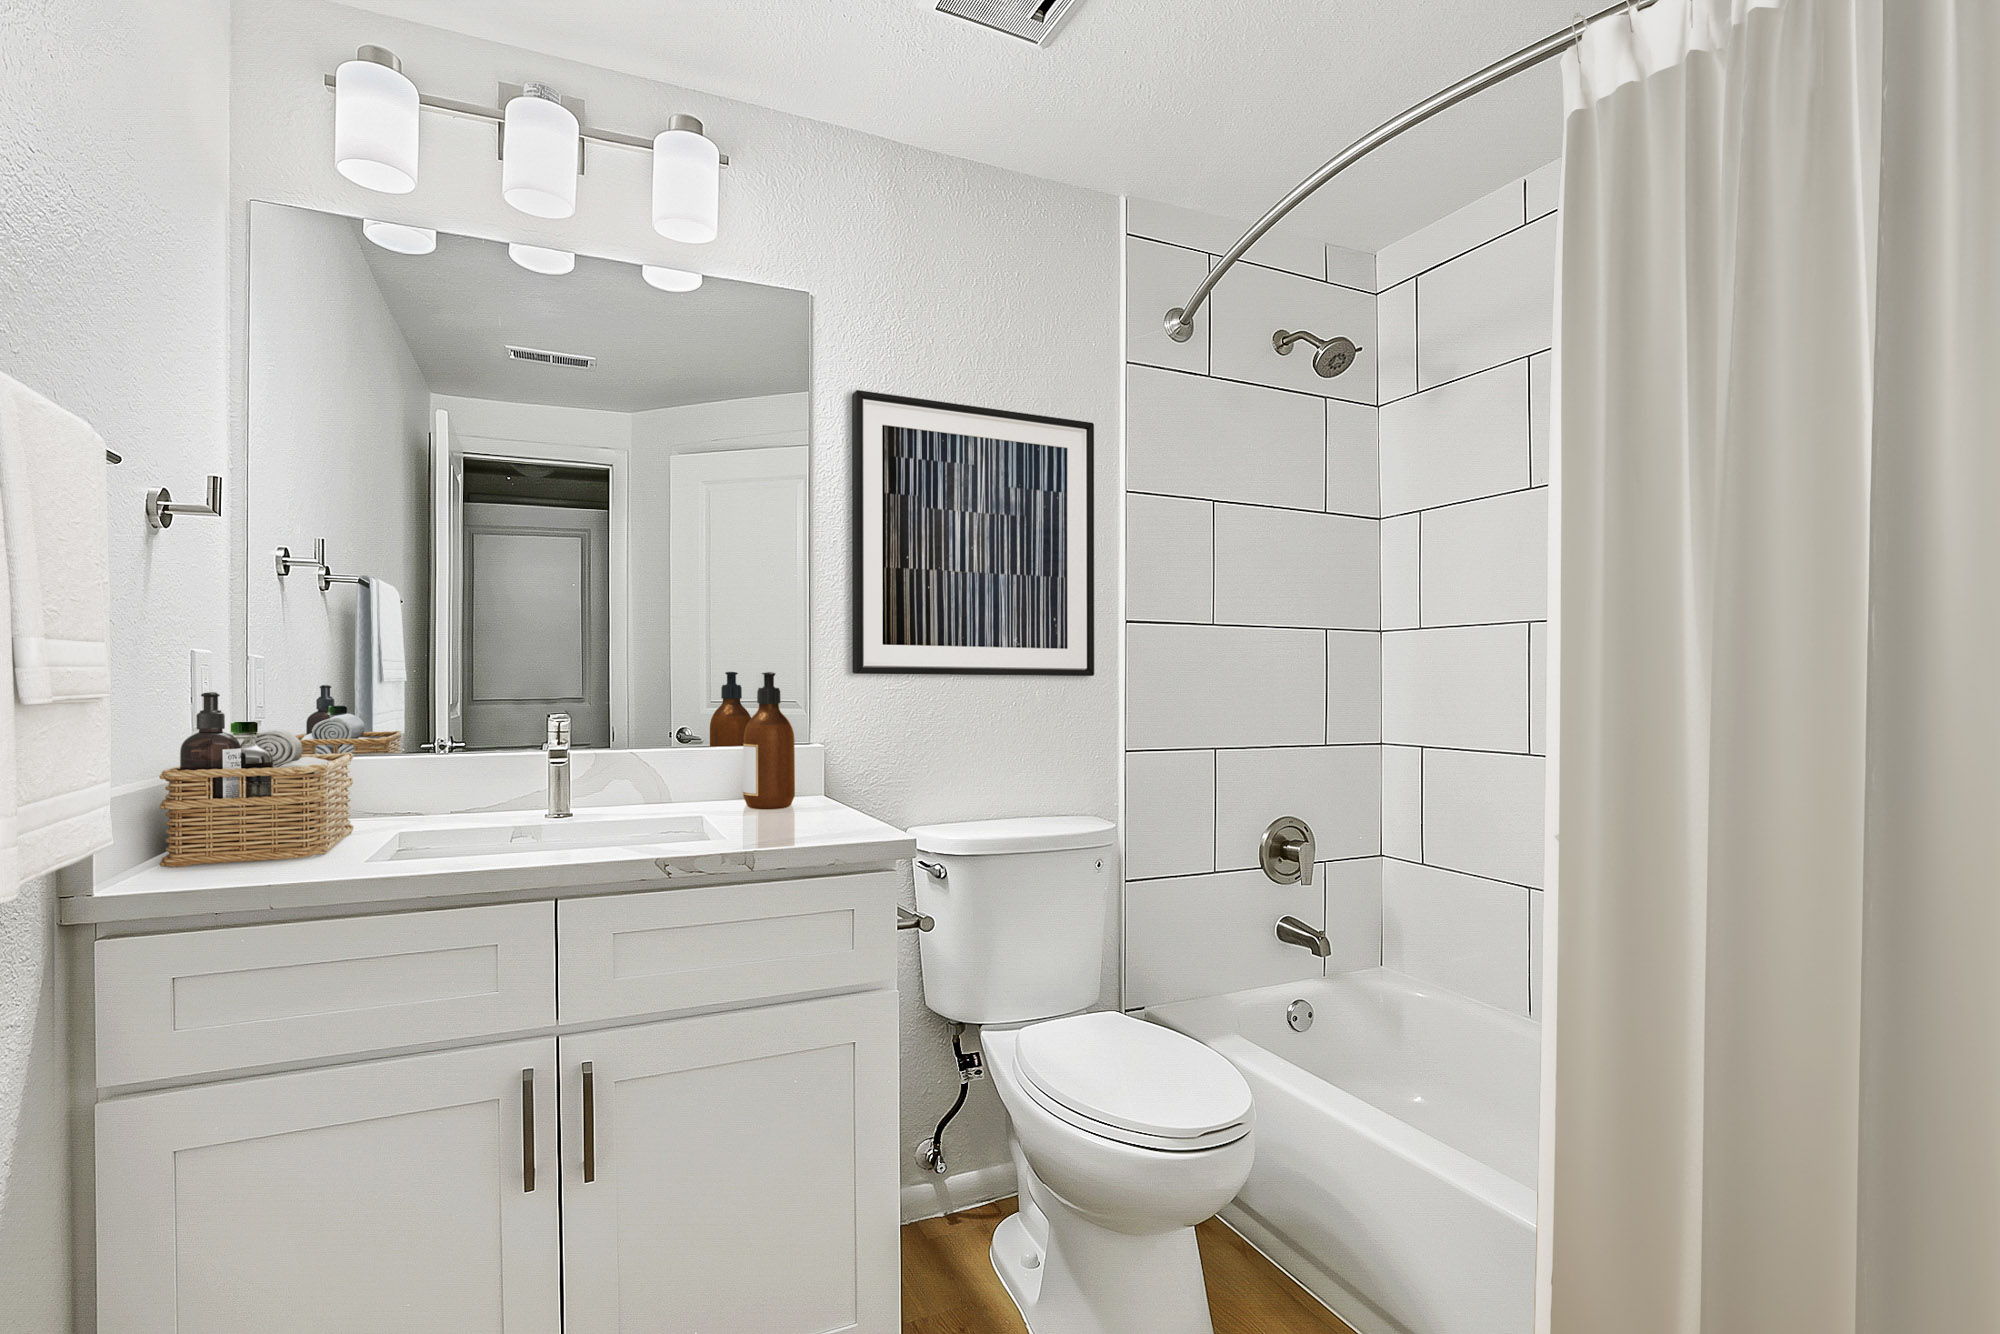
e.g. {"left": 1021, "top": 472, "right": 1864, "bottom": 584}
{"left": 900, "top": 1160, "right": 1018, "bottom": 1223}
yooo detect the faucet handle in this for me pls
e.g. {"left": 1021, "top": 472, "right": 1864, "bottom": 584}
{"left": 1260, "top": 817, "right": 1317, "bottom": 886}
{"left": 545, "top": 713, "right": 571, "bottom": 749}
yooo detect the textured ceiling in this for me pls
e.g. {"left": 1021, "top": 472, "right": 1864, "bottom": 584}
{"left": 331, "top": 0, "right": 1580, "bottom": 251}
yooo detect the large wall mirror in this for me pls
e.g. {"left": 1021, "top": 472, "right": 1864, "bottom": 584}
{"left": 246, "top": 202, "right": 812, "bottom": 753}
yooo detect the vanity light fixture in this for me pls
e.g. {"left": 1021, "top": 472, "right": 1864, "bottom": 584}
{"left": 641, "top": 264, "right": 703, "bottom": 292}
{"left": 361, "top": 219, "right": 437, "bottom": 254}
{"left": 509, "top": 243, "right": 576, "bottom": 275}
{"left": 322, "top": 52, "right": 730, "bottom": 235}
{"left": 501, "top": 84, "right": 581, "bottom": 219}
{"left": 333, "top": 46, "right": 420, "bottom": 193}
{"left": 651, "top": 115, "right": 720, "bottom": 244}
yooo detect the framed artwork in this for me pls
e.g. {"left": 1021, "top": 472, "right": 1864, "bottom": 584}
{"left": 852, "top": 392, "right": 1093, "bottom": 675}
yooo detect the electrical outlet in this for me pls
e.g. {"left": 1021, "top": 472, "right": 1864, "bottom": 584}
{"left": 189, "top": 648, "right": 215, "bottom": 726}
{"left": 248, "top": 654, "right": 267, "bottom": 722}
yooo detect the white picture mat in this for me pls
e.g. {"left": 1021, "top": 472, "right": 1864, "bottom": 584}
{"left": 857, "top": 397, "right": 1090, "bottom": 672}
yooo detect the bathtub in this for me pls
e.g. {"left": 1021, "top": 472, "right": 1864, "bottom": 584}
{"left": 1148, "top": 969, "right": 1540, "bottom": 1334}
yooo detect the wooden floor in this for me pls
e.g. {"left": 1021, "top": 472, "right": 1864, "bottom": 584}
{"left": 901, "top": 1198, "right": 1358, "bottom": 1334}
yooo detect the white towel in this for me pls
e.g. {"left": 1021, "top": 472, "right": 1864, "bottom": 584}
{"left": 0, "top": 373, "right": 112, "bottom": 898}
{"left": 374, "top": 578, "right": 407, "bottom": 684}
{"left": 354, "top": 577, "right": 406, "bottom": 738}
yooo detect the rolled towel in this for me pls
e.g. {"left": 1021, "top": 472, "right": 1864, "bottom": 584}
{"left": 247, "top": 731, "right": 303, "bottom": 767}
{"left": 310, "top": 715, "right": 364, "bottom": 740}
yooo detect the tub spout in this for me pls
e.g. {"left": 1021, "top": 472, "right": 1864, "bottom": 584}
{"left": 1275, "top": 915, "right": 1332, "bottom": 958}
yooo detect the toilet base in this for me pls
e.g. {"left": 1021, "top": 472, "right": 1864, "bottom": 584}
{"left": 989, "top": 1204, "right": 1217, "bottom": 1334}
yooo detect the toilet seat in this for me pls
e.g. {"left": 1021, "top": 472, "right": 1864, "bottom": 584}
{"left": 1014, "top": 1012, "right": 1252, "bottom": 1152}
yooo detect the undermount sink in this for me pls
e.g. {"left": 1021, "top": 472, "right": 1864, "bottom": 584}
{"left": 370, "top": 814, "right": 719, "bottom": 862}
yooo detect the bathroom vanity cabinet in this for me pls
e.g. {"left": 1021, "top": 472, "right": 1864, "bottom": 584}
{"left": 78, "top": 857, "right": 905, "bottom": 1334}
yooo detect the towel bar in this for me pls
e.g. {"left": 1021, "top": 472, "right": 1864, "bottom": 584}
{"left": 276, "top": 537, "right": 366, "bottom": 593}
{"left": 147, "top": 475, "right": 221, "bottom": 529}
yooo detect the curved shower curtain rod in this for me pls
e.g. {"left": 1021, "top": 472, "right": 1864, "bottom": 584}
{"left": 1164, "top": 0, "right": 1660, "bottom": 343}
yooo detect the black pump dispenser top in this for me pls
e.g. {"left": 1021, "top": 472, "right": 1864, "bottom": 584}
{"left": 720, "top": 671, "right": 742, "bottom": 700}
{"left": 756, "top": 672, "right": 780, "bottom": 705}
{"left": 316, "top": 685, "right": 335, "bottom": 711}
{"left": 195, "top": 692, "right": 226, "bottom": 731}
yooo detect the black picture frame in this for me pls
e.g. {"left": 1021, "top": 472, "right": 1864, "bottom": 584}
{"left": 851, "top": 391, "right": 1094, "bottom": 676}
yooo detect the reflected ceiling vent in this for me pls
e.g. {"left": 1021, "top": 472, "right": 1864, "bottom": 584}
{"left": 936, "top": 0, "right": 1083, "bottom": 45}
{"left": 505, "top": 344, "right": 596, "bottom": 369}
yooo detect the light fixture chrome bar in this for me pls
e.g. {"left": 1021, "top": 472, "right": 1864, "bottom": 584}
{"left": 320, "top": 74, "right": 730, "bottom": 165}
{"left": 1165, "top": 0, "right": 1657, "bottom": 342}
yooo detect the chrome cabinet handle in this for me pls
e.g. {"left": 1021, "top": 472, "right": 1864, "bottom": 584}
{"left": 521, "top": 1068, "right": 536, "bottom": 1193}
{"left": 674, "top": 727, "right": 703, "bottom": 745}
{"left": 582, "top": 1061, "right": 597, "bottom": 1183}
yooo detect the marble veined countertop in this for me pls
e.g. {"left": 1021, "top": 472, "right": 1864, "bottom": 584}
{"left": 65, "top": 795, "right": 915, "bottom": 927}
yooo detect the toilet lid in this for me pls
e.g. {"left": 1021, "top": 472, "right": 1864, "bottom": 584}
{"left": 1016, "top": 1012, "right": 1252, "bottom": 1150}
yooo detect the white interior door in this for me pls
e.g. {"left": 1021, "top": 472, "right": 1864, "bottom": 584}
{"left": 96, "top": 1038, "right": 561, "bottom": 1334}
{"left": 462, "top": 501, "right": 612, "bottom": 750}
{"left": 669, "top": 446, "right": 810, "bottom": 742}
{"left": 558, "top": 991, "right": 899, "bottom": 1334}
{"left": 430, "top": 408, "right": 465, "bottom": 751}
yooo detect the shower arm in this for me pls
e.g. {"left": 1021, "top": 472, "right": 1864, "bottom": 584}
{"left": 1164, "top": 0, "right": 1659, "bottom": 343}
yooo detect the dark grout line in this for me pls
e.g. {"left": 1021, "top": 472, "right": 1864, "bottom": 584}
{"left": 1129, "top": 359, "right": 1378, "bottom": 410}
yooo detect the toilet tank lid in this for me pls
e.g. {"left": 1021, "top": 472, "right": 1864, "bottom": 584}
{"left": 909, "top": 816, "right": 1116, "bottom": 856}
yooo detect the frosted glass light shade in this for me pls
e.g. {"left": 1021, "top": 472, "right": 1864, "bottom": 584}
{"left": 651, "top": 124, "right": 720, "bottom": 243}
{"left": 641, "top": 265, "right": 702, "bottom": 292}
{"left": 502, "top": 93, "right": 580, "bottom": 219}
{"left": 334, "top": 57, "right": 420, "bottom": 194}
{"left": 509, "top": 243, "right": 575, "bottom": 276}
{"left": 361, "top": 219, "right": 437, "bottom": 255}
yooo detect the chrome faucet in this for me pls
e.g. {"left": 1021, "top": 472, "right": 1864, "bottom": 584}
{"left": 1275, "top": 915, "right": 1333, "bottom": 958}
{"left": 544, "top": 713, "right": 573, "bottom": 819}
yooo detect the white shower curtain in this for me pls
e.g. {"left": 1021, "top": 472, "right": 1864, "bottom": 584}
{"left": 1542, "top": 0, "right": 2000, "bottom": 1329}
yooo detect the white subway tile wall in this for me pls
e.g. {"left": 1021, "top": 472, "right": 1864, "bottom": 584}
{"left": 1122, "top": 169, "right": 1552, "bottom": 1016}
{"left": 1209, "top": 261, "right": 1378, "bottom": 405}
{"left": 1122, "top": 201, "right": 1385, "bottom": 1008}
{"left": 1371, "top": 167, "right": 1553, "bottom": 1014}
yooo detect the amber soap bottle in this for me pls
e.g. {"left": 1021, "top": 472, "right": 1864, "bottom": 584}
{"left": 180, "top": 692, "right": 243, "bottom": 798}
{"left": 741, "top": 673, "right": 794, "bottom": 810}
{"left": 708, "top": 672, "right": 751, "bottom": 748}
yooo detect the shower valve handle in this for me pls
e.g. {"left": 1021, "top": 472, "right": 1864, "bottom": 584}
{"left": 1261, "top": 817, "right": 1316, "bottom": 886}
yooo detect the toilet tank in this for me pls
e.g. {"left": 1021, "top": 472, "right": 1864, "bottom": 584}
{"left": 909, "top": 816, "right": 1117, "bottom": 1025}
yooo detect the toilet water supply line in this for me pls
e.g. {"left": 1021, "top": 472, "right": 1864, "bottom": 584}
{"left": 920, "top": 1022, "right": 983, "bottom": 1175}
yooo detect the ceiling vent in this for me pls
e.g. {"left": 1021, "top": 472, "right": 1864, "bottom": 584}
{"left": 936, "top": 0, "right": 1083, "bottom": 46}
{"left": 505, "top": 344, "right": 596, "bottom": 369}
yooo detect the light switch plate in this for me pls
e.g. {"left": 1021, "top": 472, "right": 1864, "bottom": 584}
{"left": 189, "top": 648, "right": 215, "bottom": 725}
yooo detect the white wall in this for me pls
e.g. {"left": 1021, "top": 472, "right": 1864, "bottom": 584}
{"left": 0, "top": 1, "right": 232, "bottom": 1328}
{"left": 247, "top": 204, "right": 431, "bottom": 737}
{"left": 1375, "top": 165, "right": 1558, "bottom": 1019}
{"left": 1121, "top": 199, "right": 1387, "bottom": 1009}
{"left": 232, "top": 0, "right": 1121, "bottom": 1215}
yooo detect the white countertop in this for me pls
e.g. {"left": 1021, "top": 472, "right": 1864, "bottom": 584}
{"left": 66, "top": 795, "right": 915, "bottom": 927}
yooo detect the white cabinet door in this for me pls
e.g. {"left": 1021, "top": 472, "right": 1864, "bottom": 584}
{"left": 97, "top": 1038, "right": 562, "bottom": 1334}
{"left": 559, "top": 990, "right": 899, "bottom": 1334}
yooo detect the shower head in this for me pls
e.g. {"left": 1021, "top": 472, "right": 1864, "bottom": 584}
{"left": 1273, "top": 329, "right": 1364, "bottom": 378}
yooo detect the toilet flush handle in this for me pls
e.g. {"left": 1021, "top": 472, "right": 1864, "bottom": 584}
{"left": 915, "top": 859, "right": 948, "bottom": 881}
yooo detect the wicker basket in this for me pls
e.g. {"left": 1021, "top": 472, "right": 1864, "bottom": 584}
{"left": 161, "top": 753, "right": 353, "bottom": 867}
{"left": 300, "top": 730, "right": 403, "bottom": 757}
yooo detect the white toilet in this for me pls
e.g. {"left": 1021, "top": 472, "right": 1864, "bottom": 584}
{"left": 910, "top": 816, "right": 1254, "bottom": 1334}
